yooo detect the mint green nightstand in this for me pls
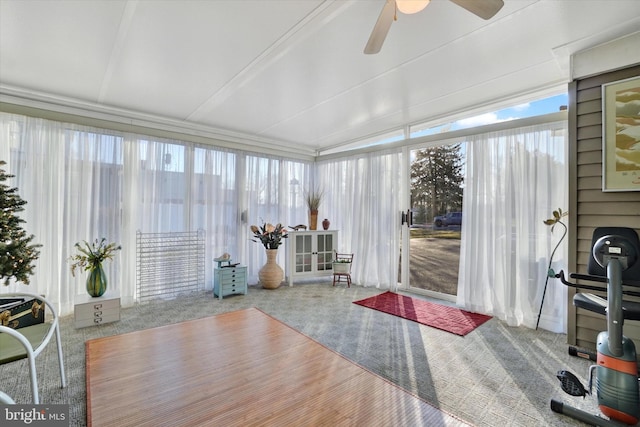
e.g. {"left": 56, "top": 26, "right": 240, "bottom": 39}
{"left": 213, "top": 260, "right": 247, "bottom": 300}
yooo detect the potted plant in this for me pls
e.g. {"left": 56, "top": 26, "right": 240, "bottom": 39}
{"left": 304, "top": 187, "right": 324, "bottom": 230}
{"left": 332, "top": 258, "right": 352, "bottom": 274}
{"left": 68, "top": 238, "right": 121, "bottom": 297}
{"left": 250, "top": 223, "right": 288, "bottom": 289}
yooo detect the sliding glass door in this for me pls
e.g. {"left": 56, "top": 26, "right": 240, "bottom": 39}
{"left": 402, "top": 142, "right": 465, "bottom": 301}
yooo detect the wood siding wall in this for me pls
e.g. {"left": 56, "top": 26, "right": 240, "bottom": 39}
{"left": 568, "top": 64, "right": 640, "bottom": 356}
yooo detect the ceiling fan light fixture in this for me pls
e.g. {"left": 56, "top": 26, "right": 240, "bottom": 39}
{"left": 395, "top": 0, "right": 430, "bottom": 14}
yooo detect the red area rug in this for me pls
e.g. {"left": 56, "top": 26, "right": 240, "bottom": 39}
{"left": 353, "top": 291, "right": 492, "bottom": 336}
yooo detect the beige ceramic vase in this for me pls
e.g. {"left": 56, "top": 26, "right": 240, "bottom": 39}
{"left": 259, "top": 248, "right": 284, "bottom": 289}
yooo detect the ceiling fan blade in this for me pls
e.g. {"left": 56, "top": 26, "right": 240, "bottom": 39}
{"left": 364, "top": 0, "right": 396, "bottom": 55}
{"left": 449, "top": 0, "right": 504, "bottom": 20}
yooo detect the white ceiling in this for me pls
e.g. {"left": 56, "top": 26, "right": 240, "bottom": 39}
{"left": 1, "top": 0, "right": 639, "bottom": 156}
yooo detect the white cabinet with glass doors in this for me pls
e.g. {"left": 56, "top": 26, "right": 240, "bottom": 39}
{"left": 286, "top": 230, "right": 338, "bottom": 286}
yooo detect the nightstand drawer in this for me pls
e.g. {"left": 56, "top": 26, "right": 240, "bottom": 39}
{"left": 74, "top": 309, "right": 120, "bottom": 327}
{"left": 221, "top": 282, "right": 242, "bottom": 291}
{"left": 76, "top": 297, "right": 119, "bottom": 313}
{"left": 220, "top": 274, "right": 245, "bottom": 284}
{"left": 75, "top": 305, "right": 120, "bottom": 321}
{"left": 74, "top": 291, "right": 120, "bottom": 328}
{"left": 218, "top": 268, "right": 246, "bottom": 279}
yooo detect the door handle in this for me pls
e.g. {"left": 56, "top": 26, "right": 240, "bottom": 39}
{"left": 401, "top": 209, "right": 412, "bottom": 226}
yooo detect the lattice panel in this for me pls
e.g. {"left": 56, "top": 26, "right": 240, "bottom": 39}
{"left": 136, "top": 230, "right": 205, "bottom": 301}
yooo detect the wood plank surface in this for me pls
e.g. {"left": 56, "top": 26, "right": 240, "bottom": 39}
{"left": 86, "top": 308, "right": 468, "bottom": 427}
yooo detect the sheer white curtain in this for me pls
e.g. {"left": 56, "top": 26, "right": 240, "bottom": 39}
{"left": 121, "top": 139, "right": 242, "bottom": 298}
{"left": 191, "top": 146, "right": 239, "bottom": 288}
{"left": 1, "top": 112, "right": 311, "bottom": 314}
{"left": 457, "top": 121, "right": 568, "bottom": 333}
{"left": 241, "top": 154, "right": 311, "bottom": 283}
{"left": 1, "top": 114, "right": 124, "bottom": 314}
{"left": 317, "top": 150, "right": 403, "bottom": 288}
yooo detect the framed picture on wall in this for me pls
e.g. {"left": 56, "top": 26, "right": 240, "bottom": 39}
{"left": 602, "top": 75, "right": 640, "bottom": 192}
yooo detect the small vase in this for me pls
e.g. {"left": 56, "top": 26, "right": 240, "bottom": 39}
{"left": 309, "top": 210, "right": 319, "bottom": 230}
{"left": 259, "top": 249, "right": 284, "bottom": 289}
{"left": 86, "top": 263, "right": 107, "bottom": 297}
{"left": 322, "top": 218, "right": 330, "bottom": 230}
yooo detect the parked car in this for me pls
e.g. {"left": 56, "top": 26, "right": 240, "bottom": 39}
{"left": 433, "top": 212, "right": 462, "bottom": 227}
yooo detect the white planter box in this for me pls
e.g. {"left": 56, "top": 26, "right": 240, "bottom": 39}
{"left": 332, "top": 262, "right": 351, "bottom": 273}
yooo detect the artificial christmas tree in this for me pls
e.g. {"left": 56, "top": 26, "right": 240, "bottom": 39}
{"left": 0, "top": 160, "right": 41, "bottom": 286}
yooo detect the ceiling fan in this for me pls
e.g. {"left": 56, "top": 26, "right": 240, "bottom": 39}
{"left": 364, "top": 0, "right": 504, "bottom": 54}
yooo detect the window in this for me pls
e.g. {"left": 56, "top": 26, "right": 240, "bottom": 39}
{"left": 410, "top": 94, "right": 568, "bottom": 138}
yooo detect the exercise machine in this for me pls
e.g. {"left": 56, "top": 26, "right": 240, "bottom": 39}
{"left": 551, "top": 227, "right": 640, "bottom": 426}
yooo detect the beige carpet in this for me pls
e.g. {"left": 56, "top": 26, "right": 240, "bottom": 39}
{"left": 0, "top": 282, "right": 613, "bottom": 426}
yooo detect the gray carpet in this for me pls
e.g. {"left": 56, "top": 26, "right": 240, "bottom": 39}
{"left": 0, "top": 282, "right": 624, "bottom": 426}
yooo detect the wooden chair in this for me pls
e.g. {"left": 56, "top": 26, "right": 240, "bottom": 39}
{"left": 0, "top": 292, "right": 66, "bottom": 403}
{"left": 332, "top": 252, "right": 353, "bottom": 287}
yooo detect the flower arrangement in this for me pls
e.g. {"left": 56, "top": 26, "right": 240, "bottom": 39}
{"left": 68, "top": 238, "right": 122, "bottom": 277}
{"left": 250, "top": 223, "right": 288, "bottom": 249}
